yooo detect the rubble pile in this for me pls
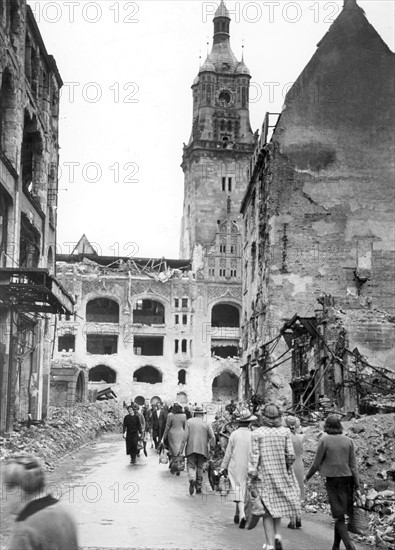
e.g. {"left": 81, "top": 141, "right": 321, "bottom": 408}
{"left": 0, "top": 401, "right": 122, "bottom": 469}
{"left": 303, "top": 414, "right": 395, "bottom": 549}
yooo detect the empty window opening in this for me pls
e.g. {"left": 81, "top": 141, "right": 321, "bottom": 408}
{"left": 190, "top": 340, "right": 193, "bottom": 357}
{"left": 58, "top": 333, "right": 75, "bottom": 352}
{"left": 222, "top": 177, "right": 226, "bottom": 191}
{"left": 182, "top": 314, "right": 188, "bottom": 325}
{"left": 86, "top": 334, "right": 118, "bottom": 355}
{"left": 89, "top": 365, "right": 116, "bottom": 383}
{"left": 219, "top": 269, "right": 226, "bottom": 277}
{"left": 86, "top": 298, "right": 119, "bottom": 323}
{"left": 220, "top": 244, "right": 226, "bottom": 253}
{"left": 182, "top": 298, "right": 188, "bottom": 308}
{"left": 228, "top": 177, "right": 232, "bottom": 192}
{"left": 211, "top": 303, "right": 240, "bottom": 328}
{"left": 212, "top": 371, "right": 238, "bottom": 401}
{"left": 174, "top": 298, "right": 179, "bottom": 308}
{"left": 174, "top": 339, "right": 179, "bottom": 353}
{"left": 211, "top": 344, "right": 239, "bottom": 358}
{"left": 181, "top": 339, "right": 187, "bottom": 353}
{"left": 133, "top": 366, "right": 162, "bottom": 384}
{"left": 19, "top": 214, "right": 40, "bottom": 268}
{"left": 133, "top": 336, "right": 163, "bottom": 356}
{"left": 175, "top": 314, "right": 179, "bottom": 325}
{"left": 133, "top": 299, "right": 165, "bottom": 325}
{"left": 178, "top": 369, "right": 187, "bottom": 385}
{"left": 209, "top": 268, "right": 215, "bottom": 277}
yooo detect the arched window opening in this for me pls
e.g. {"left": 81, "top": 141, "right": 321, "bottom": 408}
{"left": 212, "top": 371, "right": 238, "bottom": 401}
{"left": 86, "top": 298, "right": 119, "bottom": 323}
{"left": 75, "top": 372, "right": 84, "bottom": 403}
{"left": 178, "top": 369, "right": 187, "bottom": 385}
{"left": 21, "top": 112, "right": 43, "bottom": 198}
{"left": 133, "top": 366, "right": 162, "bottom": 384}
{"left": 211, "top": 303, "right": 240, "bottom": 328}
{"left": 58, "top": 333, "right": 75, "bottom": 352}
{"left": 89, "top": 365, "right": 117, "bottom": 383}
{"left": 133, "top": 299, "right": 165, "bottom": 325}
{"left": 134, "top": 395, "right": 145, "bottom": 406}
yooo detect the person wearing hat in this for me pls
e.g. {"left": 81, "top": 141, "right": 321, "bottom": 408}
{"left": 2, "top": 453, "right": 79, "bottom": 550}
{"left": 181, "top": 406, "right": 215, "bottom": 495}
{"left": 305, "top": 414, "right": 359, "bottom": 550}
{"left": 284, "top": 415, "right": 305, "bottom": 529}
{"left": 248, "top": 403, "right": 301, "bottom": 550}
{"left": 220, "top": 408, "right": 256, "bottom": 528}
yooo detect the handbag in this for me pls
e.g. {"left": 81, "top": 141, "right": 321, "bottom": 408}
{"left": 348, "top": 494, "right": 370, "bottom": 535}
{"left": 170, "top": 455, "right": 185, "bottom": 474}
{"left": 218, "top": 473, "right": 231, "bottom": 495}
{"left": 159, "top": 447, "right": 169, "bottom": 464}
{"left": 137, "top": 438, "right": 144, "bottom": 451}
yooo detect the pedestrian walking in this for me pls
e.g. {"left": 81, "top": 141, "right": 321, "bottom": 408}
{"left": 2, "top": 453, "right": 79, "bottom": 550}
{"left": 123, "top": 405, "right": 143, "bottom": 464}
{"left": 284, "top": 415, "right": 305, "bottom": 529}
{"left": 162, "top": 402, "right": 187, "bottom": 474}
{"left": 305, "top": 414, "right": 359, "bottom": 550}
{"left": 248, "top": 403, "right": 301, "bottom": 550}
{"left": 182, "top": 406, "right": 215, "bottom": 495}
{"left": 152, "top": 402, "right": 167, "bottom": 449}
{"left": 220, "top": 408, "right": 256, "bottom": 528}
{"left": 132, "top": 403, "right": 147, "bottom": 457}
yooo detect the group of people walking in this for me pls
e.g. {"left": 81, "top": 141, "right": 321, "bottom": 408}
{"left": 218, "top": 403, "right": 359, "bottom": 550}
{"left": 2, "top": 401, "right": 360, "bottom": 550}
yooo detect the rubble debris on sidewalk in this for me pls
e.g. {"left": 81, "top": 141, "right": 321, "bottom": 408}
{"left": 303, "top": 413, "right": 395, "bottom": 549}
{"left": 0, "top": 401, "right": 122, "bottom": 470}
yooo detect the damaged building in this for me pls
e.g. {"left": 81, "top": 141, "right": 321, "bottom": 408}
{"left": 0, "top": 1, "right": 74, "bottom": 433}
{"left": 240, "top": 0, "right": 395, "bottom": 412}
{"left": 53, "top": 2, "right": 256, "bottom": 406}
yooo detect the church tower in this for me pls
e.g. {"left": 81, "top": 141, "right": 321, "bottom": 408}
{"left": 180, "top": 0, "right": 256, "bottom": 276}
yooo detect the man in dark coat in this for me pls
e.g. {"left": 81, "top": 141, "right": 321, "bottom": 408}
{"left": 182, "top": 406, "right": 215, "bottom": 495}
{"left": 151, "top": 402, "right": 167, "bottom": 449}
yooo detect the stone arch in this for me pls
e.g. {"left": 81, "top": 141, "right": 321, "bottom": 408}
{"left": 89, "top": 365, "right": 117, "bottom": 383}
{"left": 75, "top": 371, "right": 85, "bottom": 403}
{"left": 86, "top": 297, "right": 119, "bottom": 323}
{"left": 133, "top": 366, "right": 163, "bottom": 384}
{"left": 132, "top": 297, "right": 165, "bottom": 325}
{"left": 211, "top": 302, "right": 240, "bottom": 328}
{"left": 212, "top": 369, "right": 239, "bottom": 402}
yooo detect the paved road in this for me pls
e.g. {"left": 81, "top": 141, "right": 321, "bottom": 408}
{"left": 38, "top": 432, "right": 368, "bottom": 550}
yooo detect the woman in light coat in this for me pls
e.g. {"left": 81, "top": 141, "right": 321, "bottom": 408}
{"left": 162, "top": 402, "right": 187, "bottom": 472}
{"left": 221, "top": 410, "right": 256, "bottom": 528}
{"left": 248, "top": 403, "right": 301, "bottom": 550}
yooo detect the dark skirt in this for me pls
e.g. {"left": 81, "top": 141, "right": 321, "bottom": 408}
{"left": 326, "top": 476, "right": 354, "bottom": 518}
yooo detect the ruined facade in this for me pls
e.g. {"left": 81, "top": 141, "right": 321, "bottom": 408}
{"left": 52, "top": 2, "right": 255, "bottom": 407}
{"left": 54, "top": 245, "right": 242, "bottom": 406}
{"left": 0, "top": 1, "right": 73, "bottom": 433}
{"left": 240, "top": 0, "right": 395, "bottom": 411}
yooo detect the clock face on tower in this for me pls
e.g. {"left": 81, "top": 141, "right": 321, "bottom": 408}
{"left": 218, "top": 89, "right": 233, "bottom": 106}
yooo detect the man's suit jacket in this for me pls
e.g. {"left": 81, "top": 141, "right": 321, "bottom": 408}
{"left": 183, "top": 417, "right": 215, "bottom": 458}
{"left": 152, "top": 409, "right": 167, "bottom": 436}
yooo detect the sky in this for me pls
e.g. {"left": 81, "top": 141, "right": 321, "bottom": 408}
{"left": 27, "top": 0, "right": 394, "bottom": 260}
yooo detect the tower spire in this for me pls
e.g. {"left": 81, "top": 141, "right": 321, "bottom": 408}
{"left": 213, "top": 0, "right": 231, "bottom": 44}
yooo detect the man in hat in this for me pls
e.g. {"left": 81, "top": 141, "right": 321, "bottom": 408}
{"left": 2, "top": 453, "right": 79, "bottom": 550}
{"left": 181, "top": 406, "right": 215, "bottom": 495}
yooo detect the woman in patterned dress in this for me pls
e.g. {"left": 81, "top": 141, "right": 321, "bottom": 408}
{"left": 248, "top": 403, "right": 301, "bottom": 550}
{"left": 284, "top": 415, "right": 305, "bottom": 529}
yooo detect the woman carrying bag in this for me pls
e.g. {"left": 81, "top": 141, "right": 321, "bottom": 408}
{"left": 305, "top": 414, "right": 359, "bottom": 550}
